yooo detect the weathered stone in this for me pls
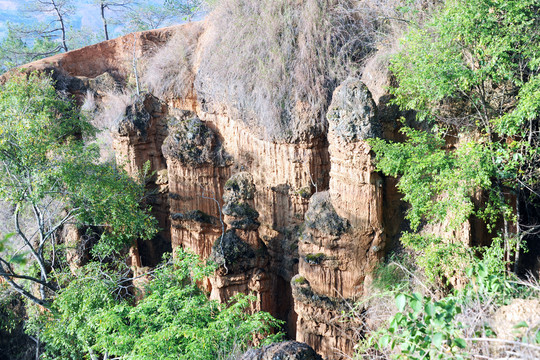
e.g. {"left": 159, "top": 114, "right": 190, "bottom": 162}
{"left": 293, "top": 79, "right": 385, "bottom": 359}
{"left": 116, "top": 93, "right": 154, "bottom": 139}
{"left": 171, "top": 210, "right": 218, "bottom": 225}
{"left": 210, "top": 230, "right": 256, "bottom": 273}
{"left": 112, "top": 92, "right": 171, "bottom": 268}
{"left": 292, "top": 277, "right": 363, "bottom": 359}
{"left": 208, "top": 170, "right": 273, "bottom": 313}
{"left": 241, "top": 341, "right": 323, "bottom": 360}
{"left": 304, "top": 192, "right": 350, "bottom": 238}
{"left": 162, "top": 113, "right": 232, "bottom": 167}
{"left": 326, "top": 77, "right": 379, "bottom": 142}
{"left": 223, "top": 172, "right": 256, "bottom": 203}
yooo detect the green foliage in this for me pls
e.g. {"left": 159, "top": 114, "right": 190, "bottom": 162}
{"left": 370, "top": 0, "right": 540, "bottom": 284}
{"left": 34, "top": 250, "right": 283, "bottom": 359}
{"left": 360, "top": 255, "right": 540, "bottom": 359}
{"left": 0, "top": 73, "right": 157, "bottom": 249}
{"left": 0, "top": 25, "right": 60, "bottom": 73}
{"left": 164, "top": 0, "right": 204, "bottom": 20}
{"left": 370, "top": 126, "right": 497, "bottom": 232}
{"left": 390, "top": 0, "right": 540, "bottom": 123}
{"left": 305, "top": 253, "right": 326, "bottom": 265}
{"left": 401, "top": 234, "right": 474, "bottom": 285}
{"left": 0, "top": 73, "right": 157, "bottom": 307}
{"left": 386, "top": 0, "right": 540, "bottom": 206}
{"left": 368, "top": 2, "right": 540, "bottom": 347}
{"left": 375, "top": 292, "right": 467, "bottom": 360}
{"left": 0, "top": 290, "right": 21, "bottom": 334}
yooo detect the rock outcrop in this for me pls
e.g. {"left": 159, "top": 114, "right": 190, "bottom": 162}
{"left": 293, "top": 79, "right": 385, "bottom": 358}
{"left": 7, "top": 23, "right": 398, "bottom": 360}
{"left": 208, "top": 172, "right": 273, "bottom": 313}
{"left": 113, "top": 93, "right": 172, "bottom": 266}
{"left": 165, "top": 110, "right": 232, "bottom": 260}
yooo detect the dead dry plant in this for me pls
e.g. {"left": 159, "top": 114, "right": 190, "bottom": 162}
{"left": 86, "top": 90, "right": 136, "bottom": 163}
{"left": 141, "top": 24, "right": 204, "bottom": 100}
{"left": 194, "top": 0, "right": 440, "bottom": 142}
{"left": 196, "top": 0, "right": 377, "bottom": 141}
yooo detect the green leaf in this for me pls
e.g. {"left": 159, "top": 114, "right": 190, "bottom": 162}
{"left": 412, "top": 292, "right": 423, "bottom": 302}
{"left": 410, "top": 299, "right": 422, "bottom": 314}
{"left": 424, "top": 301, "right": 436, "bottom": 317}
{"left": 396, "top": 293, "right": 407, "bottom": 312}
{"left": 2, "top": 233, "right": 15, "bottom": 241}
{"left": 378, "top": 334, "right": 391, "bottom": 349}
{"left": 10, "top": 254, "right": 27, "bottom": 265}
{"left": 513, "top": 321, "right": 529, "bottom": 329}
{"left": 453, "top": 338, "right": 467, "bottom": 349}
{"left": 432, "top": 333, "right": 444, "bottom": 349}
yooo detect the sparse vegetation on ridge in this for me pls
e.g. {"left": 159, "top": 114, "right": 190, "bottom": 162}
{"left": 196, "top": 0, "right": 375, "bottom": 141}
{"left": 141, "top": 23, "right": 204, "bottom": 100}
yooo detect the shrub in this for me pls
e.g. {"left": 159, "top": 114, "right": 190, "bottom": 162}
{"left": 33, "top": 250, "right": 283, "bottom": 359}
{"left": 374, "top": 292, "right": 467, "bottom": 360}
{"left": 358, "top": 258, "right": 540, "bottom": 359}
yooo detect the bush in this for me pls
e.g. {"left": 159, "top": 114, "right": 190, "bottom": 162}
{"left": 358, "top": 258, "right": 540, "bottom": 360}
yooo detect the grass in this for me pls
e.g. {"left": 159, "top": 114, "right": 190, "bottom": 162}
{"left": 193, "top": 0, "right": 440, "bottom": 142}
{"left": 83, "top": 89, "right": 136, "bottom": 163}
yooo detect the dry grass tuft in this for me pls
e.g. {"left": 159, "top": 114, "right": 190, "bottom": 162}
{"left": 86, "top": 90, "right": 137, "bottom": 163}
{"left": 141, "top": 24, "right": 204, "bottom": 100}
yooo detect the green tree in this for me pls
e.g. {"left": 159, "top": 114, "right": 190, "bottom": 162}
{"left": 25, "top": 0, "right": 75, "bottom": 52}
{"left": 0, "top": 26, "right": 60, "bottom": 73}
{"left": 0, "top": 73, "right": 157, "bottom": 308}
{"left": 371, "top": 0, "right": 540, "bottom": 276}
{"left": 33, "top": 250, "right": 282, "bottom": 359}
{"left": 125, "top": 3, "right": 178, "bottom": 32}
{"left": 164, "top": 0, "right": 204, "bottom": 21}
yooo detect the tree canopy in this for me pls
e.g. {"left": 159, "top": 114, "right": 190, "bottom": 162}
{"left": 32, "top": 251, "right": 282, "bottom": 360}
{"left": 0, "top": 73, "right": 157, "bottom": 307}
{"left": 370, "top": 0, "right": 540, "bottom": 279}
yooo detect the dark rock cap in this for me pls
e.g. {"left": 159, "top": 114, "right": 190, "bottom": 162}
{"left": 326, "top": 77, "right": 380, "bottom": 142}
{"left": 240, "top": 341, "right": 323, "bottom": 360}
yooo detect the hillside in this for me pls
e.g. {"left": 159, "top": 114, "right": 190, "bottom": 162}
{"left": 1, "top": 0, "right": 539, "bottom": 359}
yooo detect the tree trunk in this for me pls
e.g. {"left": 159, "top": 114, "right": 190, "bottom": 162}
{"left": 101, "top": 3, "right": 109, "bottom": 41}
{"left": 51, "top": 0, "right": 69, "bottom": 52}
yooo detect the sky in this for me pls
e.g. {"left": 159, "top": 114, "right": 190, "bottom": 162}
{"left": 0, "top": 0, "right": 170, "bottom": 42}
